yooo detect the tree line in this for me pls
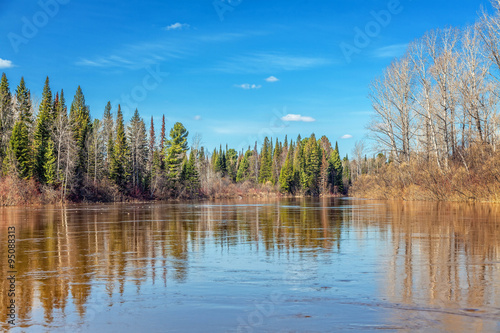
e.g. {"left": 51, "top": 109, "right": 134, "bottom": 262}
{"left": 368, "top": 2, "right": 500, "bottom": 169}
{"left": 0, "top": 73, "right": 348, "bottom": 203}
{"left": 352, "top": 1, "right": 500, "bottom": 201}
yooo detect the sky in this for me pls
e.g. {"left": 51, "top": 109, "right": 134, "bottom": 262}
{"left": 0, "top": 0, "right": 493, "bottom": 156}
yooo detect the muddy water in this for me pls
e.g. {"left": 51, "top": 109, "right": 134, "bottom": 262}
{"left": 0, "top": 198, "right": 499, "bottom": 332}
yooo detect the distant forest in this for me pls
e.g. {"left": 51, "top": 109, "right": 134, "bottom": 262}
{"left": 0, "top": 74, "right": 348, "bottom": 205}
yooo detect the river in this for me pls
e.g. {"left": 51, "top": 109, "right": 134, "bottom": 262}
{"left": 1, "top": 198, "right": 499, "bottom": 332}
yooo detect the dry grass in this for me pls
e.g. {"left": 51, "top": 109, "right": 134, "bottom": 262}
{"left": 351, "top": 145, "right": 500, "bottom": 202}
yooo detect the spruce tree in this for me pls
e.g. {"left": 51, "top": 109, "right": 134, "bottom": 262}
{"left": 236, "top": 149, "right": 251, "bottom": 182}
{"left": 329, "top": 148, "right": 343, "bottom": 194}
{"left": 110, "top": 105, "right": 129, "bottom": 188}
{"left": 165, "top": 122, "right": 188, "bottom": 181}
{"left": 300, "top": 134, "right": 321, "bottom": 195}
{"left": 33, "top": 76, "right": 52, "bottom": 182}
{"left": 258, "top": 137, "right": 272, "bottom": 183}
{"left": 272, "top": 138, "right": 281, "bottom": 185}
{"left": 5, "top": 77, "right": 33, "bottom": 178}
{"left": 279, "top": 144, "right": 294, "bottom": 193}
{"left": 103, "top": 101, "right": 113, "bottom": 174}
{"left": 69, "top": 86, "right": 91, "bottom": 177}
{"left": 181, "top": 149, "right": 200, "bottom": 193}
{"left": 0, "top": 73, "right": 12, "bottom": 165}
{"left": 127, "top": 109, "right": 147, "bottom": 189}
{"left": 44, "top": 137, "right": 57, "bottom": 185}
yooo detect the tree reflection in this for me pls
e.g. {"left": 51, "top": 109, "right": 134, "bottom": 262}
{"left": 0, "top": 199, "right": 498, "bottom": 331}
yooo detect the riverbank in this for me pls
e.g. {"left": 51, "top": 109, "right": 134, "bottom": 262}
{"left": 0, "top": 175, "right": 345, "bottom": 206}
{"left": 350, "top": 150, "right": 500, "bottom": 203}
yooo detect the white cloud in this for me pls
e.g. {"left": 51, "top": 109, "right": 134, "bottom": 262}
{"left": 215, "top": 53, "right": 331, "bottom": 73}
{"left": 234, "top": 83, "right": 261, "bottom": 90}
{"left": 0, "top": 58, "right": 13, "bottom": 69}
{"left": 281, "top": 114, "right": 315, "bottom": 122}
{"left": 194, "top": 115, "right": 202, "bottom": 120}
{"left": 373, "top": 44, "right": 408, "bottom": 58}
{"left": 265, "top": 76, "right": 279, "bottom": 82}
{"left": 341, "top": 134, "right": 353, "bottom": 139}
{"left": 164, "top": 23, "right": 189, "bottom": 31}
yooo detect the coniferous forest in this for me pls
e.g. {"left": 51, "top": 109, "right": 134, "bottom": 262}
{"left": 0, "top": 73, "right": 347, "bottom": 205}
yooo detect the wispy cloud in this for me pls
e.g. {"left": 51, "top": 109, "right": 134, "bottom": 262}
{"left": 235, "top": 84, "right": 261, "bottom": 90}
{"left": 215, "top": 52, "right": 331, "bottom": 74}
{"left": 164, "top": 22, "right": 190, "bottom": 31}
{"left": 281, "top": 114, "right": 315, "bottom": 122}
{"left": 194, "top": 115, "right": 202, "bottom": 120}
{"left": 265, "top": 76, "right": 279, "bottom": 82}
{"left": 0, "top": 58, "right": 13, "bottom": 69}
{"left": 373, "top": 44, "right": 408, "bottom": 58}
{"left": 75, "top": 40, "right": 188, "bottom": 69}
{"left": 341, "top": 134, "right": 353, "bottom": 139}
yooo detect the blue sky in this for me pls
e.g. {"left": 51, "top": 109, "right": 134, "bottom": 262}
{"left": 0, "top": 0, "right": 491, "bottom": 155}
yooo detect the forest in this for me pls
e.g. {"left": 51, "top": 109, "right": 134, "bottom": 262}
{"left": 0, "top": 74, "right": 347, "bottom": 205}
{"left": 351, "top": 2, "right": 500, "bottom": 202}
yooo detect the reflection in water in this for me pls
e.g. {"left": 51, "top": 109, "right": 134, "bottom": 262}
{"left": 0, "top": 198, "right": 499, "bottom": 332}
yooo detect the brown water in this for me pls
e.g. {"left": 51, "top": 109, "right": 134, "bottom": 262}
{"left": 1, "top": 198, "right": 499, "bottom": 332}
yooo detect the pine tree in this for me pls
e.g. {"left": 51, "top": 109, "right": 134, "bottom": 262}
{"left": 147, "top": 116, "right": 156, "bottom": 191}
{"left": 4, "top": 77, "right": 33, "bottom": 178}
{"left": 343, "top": 155, "right": 351, "bottom": 189}
{"left": 103, "top": 101, "right": 113, "bottom": 174}
{"left": 236, "top": 149, "right": 251, "bottom": 182}
{"left": 69, "top": 86, "right": 91, "bottom": 178}
{"left": 128, "top": 109, "right": 147, "bottom": 189}
{"left": 226, "top": 148, "right": 238, "bottom": 181}
{"left": 300, "top": 134, "right": 321, "bottom": 195}
{"left": 33, "top": 76, "right": 52, "bottom": 182}
{"left": 165, "top": 122, "right": 188, "bottom": 181}
{"left": 6, "top": 121, "right": 31, "bottom": 179}
{"left": 110, "top": 105, "right": 129, "bottom": 188}
{"left": 279, "top": 144, "right": 294, "bottom": 193}
{"left": 258, "top": 137, "right": 272, "bottom": 183}
{"left": 44, "top": 137, "right": 57, "bottom": 185}
{"left": 272, "top": 138, "right": 281, "bottom": 185}
{"left": 16, "top": 77, "right": 32, "bottom": 123}
{"left": 329, "top": 147, "right": 343, "bottom": 194}
{"left": 181, "top": 149, "right": 200, "bottom": 193}
{"left": 0, "top": 73, "right": 13, "bottom": 166}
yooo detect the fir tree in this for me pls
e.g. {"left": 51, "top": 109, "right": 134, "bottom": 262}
{"left": 110, "top": 105, "right": 129, "bottom": 188}
{"left": 279, "top": 144, "right": 294, "bottom": 193}
{"left": 16, "top": 77, "right": 32, "bottom": 123}
{"left": 33, "top": 76, "right": 52, "bottom": 182}
{"left": 128, "top": 109, "right": 148, "bottom": 189}
{"left": 272, "top": 138, "right": 281, "bottom": 185}
{"left": 165, "top": 122, "right": 188, "bottom": 181}
{"left": 0, "top": 73, "right": 12, "bottom": 165}
{"left": 103, "top": 101, "right": 113, "bottom": 174}
{"left": 258, "top": 137, "right": 272, "bottom": 183}
{"left": 69, "top": 86, "right": 91, "bottom": 177}
{"left": 181, "top": 149, "right": 200, "bottom": 193}
{"left": 329, "top": 148, "right": 343, "bottom": 194}
{"left": 5, "top": 78, "right": 33, "bottom": 178}
{"left": 44, "top": 137, "right": 57, "bottom": 185}
{"left": 300, "top": 134, "right": 321, "bottom": 195}
{"left": 236, "top": 149, "right": 251, "bottom": 182}
{"left": 6, "top": 121, "right": 31, "bottom": 179}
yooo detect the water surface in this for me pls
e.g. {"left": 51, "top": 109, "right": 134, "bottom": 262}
{"left": 1, "top": 198, "right": 499, "bottom": 332}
